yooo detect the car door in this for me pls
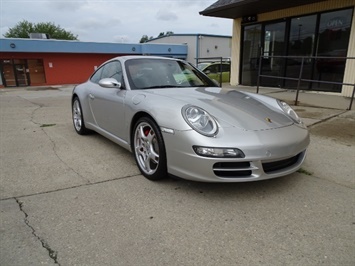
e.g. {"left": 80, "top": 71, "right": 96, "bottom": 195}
{"left": 88, "top": 60, "right": 127, "bottom": 140}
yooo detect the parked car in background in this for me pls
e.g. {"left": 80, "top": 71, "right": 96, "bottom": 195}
{"left": 197, "top": 62, "right": 231, "bottom": 83}
{"left": 72, "top": 56, "right": 309, "bottom": 182}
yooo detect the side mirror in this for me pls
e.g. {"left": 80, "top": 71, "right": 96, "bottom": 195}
{"left": 99, "top": 78, "right": 122, "bottom": 89}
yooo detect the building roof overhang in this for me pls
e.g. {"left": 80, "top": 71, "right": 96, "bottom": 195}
{"left": 200, "top": 0, "right": 328, "bottom": 19}
{"left": 0, "top": 38, "right": 187, "bottom": 58}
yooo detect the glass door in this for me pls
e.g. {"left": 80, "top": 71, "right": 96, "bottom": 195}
{"left": 2, "top": 63, "right": 16, "bottom": 87}
{"left": 241, "top": 24, "right": 261, "bottom": 85}
{"left": 261, "top": 21, "right": 287, "bottom": 87}
{"left": 1, "top": 59, "right": 30, "bottom": 87}
{"left": 14, "top": 64, "right": 29, "bottom": 86}
{"left": 28, "top": 59, "right": 46, "bottom": 84}
{"left": 286, "top": 14, "right": 317, "bottom": 89}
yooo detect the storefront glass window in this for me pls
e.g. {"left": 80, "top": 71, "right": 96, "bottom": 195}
{"left": 0, "top": 59, "right": 45, "bottom": 87}
{"left": 286, "top": 14, "right": 317, "bottom": 89}
{"left": 261, "top": 21, "right": 286, "bottom": 87}
{"left": 240, "top": 8, "right": 353, "bottom": 93}
{"left": 314, "top": 8, "right": 353, "bottom": 92}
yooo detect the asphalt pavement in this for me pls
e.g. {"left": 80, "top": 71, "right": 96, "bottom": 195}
{"left": 0, "top": 85, "right": 354, "bottom": 266}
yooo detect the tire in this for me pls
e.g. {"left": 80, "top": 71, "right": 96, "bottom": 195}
{"left": 72, "top": 97, "right": 90, "bottom": 135}
{"left": 132, "top": 117, "right": 167, "bottom": 180}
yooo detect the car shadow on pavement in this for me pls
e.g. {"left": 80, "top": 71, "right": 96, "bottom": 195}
{"left": 155, "top": 173, "right": 302, "bottom": 199}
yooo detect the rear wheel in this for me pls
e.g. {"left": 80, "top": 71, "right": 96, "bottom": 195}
{"left": 133, "top": 117, "right": 167, "bottom": 180}
{"left": 72, "top": 97, "right": 90, "bottom": 135}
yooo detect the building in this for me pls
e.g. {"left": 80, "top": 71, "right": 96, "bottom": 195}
{"left": 200, "top": 0, "right": 355, "bottom": 97}
{"left": 0, "top": 38, "right": 187, "bottom": 88}
{"left": 146, "top": 33, "right": 232, "bottom": 65}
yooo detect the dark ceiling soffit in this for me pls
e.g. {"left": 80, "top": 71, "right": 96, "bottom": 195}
{"left": 200, "top": 0, "right": 328, "bottom": 19}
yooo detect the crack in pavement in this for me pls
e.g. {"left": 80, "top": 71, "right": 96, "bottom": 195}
{"left": 15, "top": 198, "right": 61, "bottom": 266}
{"left": 1, "top": 95, "right": 142, "bottom": 201}
{"left": 18, "top": 95, "right": 91, "bottom": 184}
{"left": 1, "top": 174, "right": 141, "bottom": 201}
{"left": 42, "top": 127, "right": 92, "bottom": 184}
{"left": 306, "top": 110, "right": 349, "bottom": 128}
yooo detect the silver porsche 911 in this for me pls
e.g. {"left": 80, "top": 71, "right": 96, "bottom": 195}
{"left": 72, "top": 56, "right": 310, "bottom": 182}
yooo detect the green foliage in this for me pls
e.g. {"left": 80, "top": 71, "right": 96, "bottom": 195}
{"left": 139, "top": 31, "right": 174, "bottom": 43}
{"left": 40, "top": 123, "right": 56, "bottom": 128}
{"left": 139, "top": 35, "right": 153, "bottom": 43}
{"left": 3, "top": 20, "right": 78, "bottom": 40}
{"left": 297, "top": 168, "right": 313, "bottom": 176}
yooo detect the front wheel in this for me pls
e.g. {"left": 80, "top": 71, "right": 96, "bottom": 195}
{"left": 72, "top": 97, "right": 90, "bottom": 135}
{"left": 132, "top": 117, "right": 167, "bottom": 180}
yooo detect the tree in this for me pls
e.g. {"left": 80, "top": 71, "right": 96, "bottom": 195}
{"left": 139, "top": 35, "right": 153, "bottom": 43}
{"left": 139, "top": 31, "right": 174, "bottom": 43}
{"left": 158, "top": 31, "right": 173, "bottom": 37}
{"left": 3, "top": 20, "right": 78, "bottom": 40}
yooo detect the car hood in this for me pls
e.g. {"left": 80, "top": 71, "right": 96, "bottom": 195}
{"left": 144, "top": 87, "right": 293, "bottom": 130}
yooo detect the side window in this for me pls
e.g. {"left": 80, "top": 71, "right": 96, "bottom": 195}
{"left": 222, "top": 64, "right": 230, "bottom": 72}
{"left": 205, "top": 65, "right": 218, "bottom": 73}
{"left": 90, "top": 67, "right": 103, "bottom": 84}
{"left": 101, "top": 61, "right": 123, "bottom": 83}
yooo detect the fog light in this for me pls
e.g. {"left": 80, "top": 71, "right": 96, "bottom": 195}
{"left": 193, "top": 146, "right": 244, "bottom": 158}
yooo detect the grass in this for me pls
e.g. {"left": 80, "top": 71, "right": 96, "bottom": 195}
{"left": 40, "top": 123, "right": 56, "bottom": 128}
{"left": 297, "top": 168, "right": 313, "bottom": 176}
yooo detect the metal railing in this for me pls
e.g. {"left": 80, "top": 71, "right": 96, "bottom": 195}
{"left": 196, "top": 57, "right": 231, "bottom": 86}
{"left": 256, "top": 55, "right": 355, "bottom": 110}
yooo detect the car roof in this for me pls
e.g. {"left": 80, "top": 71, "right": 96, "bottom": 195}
{"left": 95, "top": 55, "right": 187, "bottom": 72}
{"left": 109, "top": 55, "right": 182, "bottom": 62}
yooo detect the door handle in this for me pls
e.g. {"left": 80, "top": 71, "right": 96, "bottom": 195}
{"left": 89, "top": 94, "right": 95, "bottom": 100}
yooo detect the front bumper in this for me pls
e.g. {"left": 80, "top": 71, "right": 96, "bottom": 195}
{"left": 162, "top": 124, "right": 310, "bottom": 182}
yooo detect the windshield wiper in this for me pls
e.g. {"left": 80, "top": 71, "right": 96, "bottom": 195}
{"left": 192, "top": 85, "right": 211, "bottom": 87}
{"left": 143, "top": 85, "right": 184, "bottom": 89}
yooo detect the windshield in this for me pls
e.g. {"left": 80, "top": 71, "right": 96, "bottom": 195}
{"left": 125, "top": 58, "right": 217, "bottom": 90}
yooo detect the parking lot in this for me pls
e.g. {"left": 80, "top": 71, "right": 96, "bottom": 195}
{"left": 0, "top": 86, "right": 354, "bottom": 265}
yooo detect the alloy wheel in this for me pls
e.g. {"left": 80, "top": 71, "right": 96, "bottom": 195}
{"left": 134, "top": 122, "right": 160, "bottom": 175}
{"left": 73, "top": 99, "right": 83, "bottom": 132}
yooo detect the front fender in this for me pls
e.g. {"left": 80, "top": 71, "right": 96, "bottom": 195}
{"left": 126, "top": 91, "right": 191, "bottom": 131}
{"left": 72, "top": 84, "right": 95, "bottom": 130}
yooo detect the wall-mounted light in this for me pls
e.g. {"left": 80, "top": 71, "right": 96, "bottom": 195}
{"left": 10, "top": 43, "right": 16, "bottom": 48}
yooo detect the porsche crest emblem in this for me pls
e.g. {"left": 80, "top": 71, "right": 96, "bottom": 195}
{"left": 265, "top": 117, "right": 272, "bottom": 123}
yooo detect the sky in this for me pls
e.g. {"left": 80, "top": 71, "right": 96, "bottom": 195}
{"left": 0, "top": 0, "right": 232, "bottom": 43}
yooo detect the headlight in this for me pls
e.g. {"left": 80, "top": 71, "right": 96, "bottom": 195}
{"left": 277, "top": 100, "right": 302, "bottom": 124}
{"left": 193, "top": 146, "right": 244, "bottom": 158}
{"left": 182, "top": 105, "right": 218, "bottom": 137}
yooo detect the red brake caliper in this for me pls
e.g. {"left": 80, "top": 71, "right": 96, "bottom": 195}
{"left": 144, "top": 128, "right": 150, "bottom": 136}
